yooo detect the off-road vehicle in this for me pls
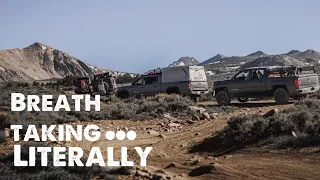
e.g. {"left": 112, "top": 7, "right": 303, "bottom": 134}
{"left": 116, "top": 66, "right": 209, "bottom": 101}
{"left": 74, "top": 76, "right": 92, "bottom": 94}
{"left": 212, "top": 66, "right": 319, "bottom": 105}
{"left": 91, "top": 72, "right": 117, "bottom": 95}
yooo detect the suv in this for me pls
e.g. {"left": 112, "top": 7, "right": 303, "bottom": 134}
{"left": 213, "top": 66, "right": 320, "bottom": 105}
{"left": 116, "top": 66, "right": 209, "bottom": 101}
{"left": 91, "top": 72, "right": 117, "bottom": 95}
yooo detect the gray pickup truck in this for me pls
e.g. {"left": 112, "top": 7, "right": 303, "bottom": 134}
{"left": 116, "top": 66, "right": 209, "bottom": 101}
{"left": 213, "top": 66, "right": 320, "bottom": 105}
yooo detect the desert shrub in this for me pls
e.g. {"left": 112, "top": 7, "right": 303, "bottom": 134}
{"left": 102, "top": 95, "right": 195, "bottom": 120}
{"left": 206, "top": 105, "right": 238, "bottom": 114}
{"left": 0, "top": 130, "right": 5, "bottom": 144}
{"left": 23, "top": 83, "right": 29, "bottom": 87}
{"left": 207, "top": 100, "right": 320, "bottom": 150}
{"left": 6, "top": 83, "right": 13, "bottom": 88}
{"left": 32, "top": 81, "right": 40, "bottom": 87}
{"left": 0, "top": 142, "right": 117, "bottom": 180}
{"left": 0, "top": 112, "right": 16, "bottom": 130}
{"left": 199, "top": 91, "right": 215, "bottom": 101}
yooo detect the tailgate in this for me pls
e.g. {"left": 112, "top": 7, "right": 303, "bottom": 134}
{"left": 190, "top": 81, "right": 208, "bottom": 90}
{"left": 298, "top": 74, "right": 319, "bottom": 88}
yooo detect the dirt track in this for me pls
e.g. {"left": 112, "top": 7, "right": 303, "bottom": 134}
{"left": 69, "top": 101, "right": 320, "bottom": 179}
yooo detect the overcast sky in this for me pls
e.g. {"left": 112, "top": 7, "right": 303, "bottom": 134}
{"left": 1, "top": 0, "right": 319, "bottom": 72}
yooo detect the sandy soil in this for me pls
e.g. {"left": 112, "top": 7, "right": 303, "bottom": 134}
{"left": 64, "top": 101, "right": 320, "bottom": 180}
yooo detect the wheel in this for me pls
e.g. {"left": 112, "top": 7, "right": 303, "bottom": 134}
{"left": 216, "top": 91, "right": 231, "bottom": 106}
{"left": 274, "top": 88, "right": 289, "bottom": 104}
{"left": 237, "top": 97, "right": 249, "bottom": 103}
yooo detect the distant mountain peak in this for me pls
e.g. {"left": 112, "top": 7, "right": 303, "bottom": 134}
{"left": 304, "top": 49, "right": 318, "bottom": 54}
{"left": 168, "top": 56, "right": 199, "bottom": 67}
{"left": 212, "top": 54, "right": 226, "bottom": 59}
{"left": 198, "top": 54, "right": 226, "bottom": 65}
{"left": 246, "top": 51, "right": 266, "bottom": 57}
{"left": 286, "top": 50, "right": 300, "bottom": 55}
{"left": 25, "top": 42, "right": 53, "bottom": 51}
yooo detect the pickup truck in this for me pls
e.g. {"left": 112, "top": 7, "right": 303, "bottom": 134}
{"left": 116, "top": 66, "right": 209, "bottom": 101}
{"left": 212, "top": 66, "right": 320, "bottom": 106}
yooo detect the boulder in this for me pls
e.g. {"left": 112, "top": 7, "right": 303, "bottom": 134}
{"left": 168, "top": 123, "right": 181, "bottom": 128}
{"left": 201, "top": 112, "right": 210, "bottom": 120}
{"left": 192, "top": 114, "right": 200, "bottom": 121}
{"left": 263, "top": 108, "right": 280, "bottom": 117}
{"left": 148, "top": 130, "right": 159, "bottom": 136}
{"left": 187, "top": 120, "right": 196, "bottom": 124}
{"left": 189, "top": 106, "right": 206, "bottom": 113}
{"left": 4, "top": 128, "right": 11, "bottom": 138}
{"left": 164, "top": 113, "right": 175, "bottom": 120}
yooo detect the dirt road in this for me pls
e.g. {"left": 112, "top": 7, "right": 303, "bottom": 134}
{"left": 69, "top": 101, "right": 320, "bottom": 179}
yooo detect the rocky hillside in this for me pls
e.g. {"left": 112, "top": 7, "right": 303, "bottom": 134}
{"left": 198, "top": 54, "right": 226, "bottom": 65}
{"left": 168, "top": 56, "right": 199, "bottom": 67}
{"left": 246, "top": 51, "right": 267, "bottom": 57}
{"left": 288, "top": 49, "right": 320, "bottom": 63}
{"left": 0, "top": 42, "right": 106, "bottom": 82}
{"left": 240, "top": 55, "right": 305, "bottom": 69}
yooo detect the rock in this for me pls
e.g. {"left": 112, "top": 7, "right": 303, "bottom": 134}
{"left": 158, "top": 134, "right": 166, "bottom": 139}
{"left": 188, "top": 164, "right": 216, "bottom": 176}
{"left": 113, "top": 166, "right": 136, "bottom": 175}
{"left": 201, "top": 112, "right": 210, "bottom": 120}
{"left": 124, "top": 127, "right": 129, "bottom": 131}
{"left": 168, "top": 123, "right": 181, "bottom": 128}
{"left": 189, "top": 106, "right": 206, "bottom": 113}
{"left": 243, "top": 108, "right": 250, "bottom": 111}
{"left": 164, "top": 113, "right": 175, "bottom": 120}
{"left": 157, "top": 122, "right": 166, "bottom": 127}
{"left": 211, "top": 112, "right": 219, "bottom": 116}
{"left": 165, "top": 162, "right": 179, "bottom": 169}
{"left": 152, "top": 170, "right": 172, "bottom": 180}
{"left": 148, "top": 130, "right": 159, "bottom": 136}
{"left": 187, "top": 119, "right": 196, "bottom": 124}
{"left": 195, "top": 132, "right": 200, "bottom": 136}
{"left": 211, "top": 115, "right": 218, "bottom": 120}
{"left": 4, "top": 128, "right": 11, "bottom": 138}
{"left": 136, "top": 169, "right": 152, "bottom": 178}
{"left": 263, "top": 108, "right": 280, "bottom": 117}
{"left": 192, "top": 114, "right": 200, "bottom": 121}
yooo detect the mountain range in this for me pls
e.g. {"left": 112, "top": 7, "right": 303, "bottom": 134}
{"left": 1, "top": 42, "right": 320, "bottom": 82}
{"left": 0, "top": 42, "right": 136, "bottom": 82}
{"left": 169, "top": 49, "right": 320, "bottom": 68}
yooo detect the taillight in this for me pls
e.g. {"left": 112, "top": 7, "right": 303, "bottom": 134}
{"left": 295, "top": 79, "right": 300, "bottom": 87}
{"left": 188, "top": 83, "right": 192, "bottom": 87}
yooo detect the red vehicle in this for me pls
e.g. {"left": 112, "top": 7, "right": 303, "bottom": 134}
{"left": 74, "top": 77, "right": 93, "bottom": 94}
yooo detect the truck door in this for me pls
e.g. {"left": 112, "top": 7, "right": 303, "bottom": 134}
{"left": 141, "top": 75, "right": 161, "bottom": 95}
{"left": 228, "top": 70, "right": 250, "bottom": 97}
{"left": 243, "top": 69, "right": 267, "bottom": 96}
{"left": 132, "top": 75, "right": 160, "bottom": 96}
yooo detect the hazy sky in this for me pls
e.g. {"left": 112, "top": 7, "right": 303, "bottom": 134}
{"left": 1, "top": 0, "right": 319, "bottom": 72}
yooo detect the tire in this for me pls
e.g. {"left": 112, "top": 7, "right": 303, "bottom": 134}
{"left": 237, "top": 97, "right": 249, "bottom": 103}
{"left": 274, "top": 88, "right": 289, "bottom": 104}
{"left": 216, "top": 91, "right": 231, "bottom": 106}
